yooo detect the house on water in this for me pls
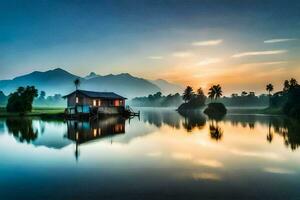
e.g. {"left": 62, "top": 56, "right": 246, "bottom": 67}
{"left": 63, "top": 90, "right": 127, "bottom": 116}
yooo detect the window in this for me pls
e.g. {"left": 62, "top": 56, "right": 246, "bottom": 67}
{"left": 98, "top": 100, "right": 101, "bottom": 106}
{"left": 76, "top": 97, "right": 79, "bottom": 104}
{"left": 93, "top": 100, "right": 97, "bottom": 106}
{"left": 114, "top": 100, "right": 120, "bottom": 106}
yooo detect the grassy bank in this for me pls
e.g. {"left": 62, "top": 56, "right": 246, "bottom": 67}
{"left": 0, "top": 107, "right": 65, "bottom": 118}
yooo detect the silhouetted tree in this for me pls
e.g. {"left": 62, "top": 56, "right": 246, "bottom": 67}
{"left": 241, "top": 91, "right": 248, "bottom": 97}
{"left": 208, "top": 86, "right": 215, "bottom": 101}
{"left": 39, "top": 91, "right": 46, "bottom": 100}
{"left": 183, "top": 86, "right": 194, "bottom": 103}
{"left": 74, "top": 78, "right": 81, "bottom": 90}
{"left": 197, "top": 87, "right": 204, "bottom": 96}
{"left": 283, "top": 80, "right": 290, "bottom": 92}
{"left": 208, "top": 84, "right": 223, "bottom": 101}
{"left": 214, "top": 85, "right": 223, "bottom": 99}
{"left": 0, "top": 91, "right": 7, "bottom": 106}
{"left": 266, "top": 83, "right": 274, "bottom": 106}
{"left": 6, "top": 86, "right": 38, "bottom": 113}
{"left": 290, "top": 78, "right": 298, "bottom": 89}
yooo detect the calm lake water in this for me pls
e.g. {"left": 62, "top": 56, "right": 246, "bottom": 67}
{"left": 0, "top": 108, "right": 300, "bottom": 200}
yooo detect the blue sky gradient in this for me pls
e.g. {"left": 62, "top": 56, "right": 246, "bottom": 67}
{"left": 1, "top": 0, "right": 299, "bottom": 93}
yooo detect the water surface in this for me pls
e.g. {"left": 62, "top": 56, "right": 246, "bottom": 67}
{"left": 0, "top": 108, "right": 300, "bottom": 200}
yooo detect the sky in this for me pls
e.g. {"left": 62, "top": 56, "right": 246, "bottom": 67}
{"left": 0, "top": 0, "right": 300, "bottom": 95}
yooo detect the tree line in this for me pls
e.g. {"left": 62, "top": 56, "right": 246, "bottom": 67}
{"left": 131, "top": 92, "right": 182, "bottom": 107}
{"left": 0, "top": 87, "right": 66, "bottom": 112}
{"left": 266, "top": 78, "right": 300, "bottom": 119}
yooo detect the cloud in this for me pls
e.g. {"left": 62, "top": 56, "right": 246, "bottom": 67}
{"left": 264, "top": 167, "right": 295, "bottom": 174}
{"left": 232, "top": 50, "right": 287, "bottom": 58}
{"left": 172, "top": 51, "right": 193, "bottom": 58}
{"left": 192, "top": 173, "right": 221, "bottom": 181}
{"left": 196, "top": 58, "right": 222, "bottom": 66}
{"left": 171, "top": 152, "right": 193, "bottom": 160}
{"left": 264, "top": 38, "right": 297, "bottom": 43}
{"left": 148, "top": 56, "right": 163, "bottom": 60}
{"left": 240, "top": 61, "right": 288, "bottom": 67}
{"left": 230, "top": 148, "right": 285, "bottom": 161}
{"left": 194, "top": 159, "right": 223, "bottom": 168}
{"left": 192, "top": 39, "right": 223, "bottom": 46}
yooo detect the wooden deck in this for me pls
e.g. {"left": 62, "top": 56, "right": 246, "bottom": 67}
{"left": 65, "top": 105, "right": 140, "bottom": 119}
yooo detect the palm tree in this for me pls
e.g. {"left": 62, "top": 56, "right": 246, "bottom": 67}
{"left": 266, "top": 83, "right": 274, "bottom": 107}
{"left": 183, "top": 86, "right": 194, "bottom": 103}
{"left": 197, "top": 87, "right": 204, "bottom": 96}
{"left": 74, "top": 78, "right": 81, "bottom": 90}
{"left": 208, "top": 84, "right": 223, "bottom": 101}
{"left": 213, "top": 84, "right": 223, "bottom": 100}
{"left": 208, "top": 86, "right": 215, "bottom": 101}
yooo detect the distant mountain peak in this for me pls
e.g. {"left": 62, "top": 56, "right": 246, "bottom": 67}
{"left": 85, "top": 72, "right": 100, "bottom": 80}
{"left": 119, "top": 73, "right": 133, "bottom": 78}
{"left": 52, "top": 67, "right": 64, "bottom": 71}
{"left": 0, "top": 67, "right": 183, "bottom": 97}
{"left": 150, "top": 79, "right": 184, "bottom": 95}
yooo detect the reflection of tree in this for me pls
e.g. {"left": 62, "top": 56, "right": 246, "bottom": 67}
{"left": 179, "top": 110, "right": 206, "bottom": 132}
{"left": 249, "top": 123, "right": 255, "bottom": 129}
{"left": 224, "top": 115, "right": 300, "bottom": 150}
{"left": 271, "top": 118, "right": 300, "bottom": 151}
{"left": 266, "top": 121, "right": 273, "bottom": 143}
{"left": 143, "top": 110, "right": 181, "bottom": 129}
{"left": 6, "top": 118, "right": 38, "bottom": 143}
{"left": 209, "top": 121, "right": 223, "bottom": 141}
{"left": 205, "top": 111, "right": 226, "bottom": 122}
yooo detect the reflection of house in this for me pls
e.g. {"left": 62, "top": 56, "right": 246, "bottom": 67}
{"left": 67, "top": 117, "right": 126, "bottom": 144}
{"left": 63, "top": 90, "right": 127, "bottom": 115}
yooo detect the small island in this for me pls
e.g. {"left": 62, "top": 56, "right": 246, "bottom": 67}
{"left": 203, "top": 84, "right": 227, "bottom": 117}
{"left": 177, "top": 84, "right": 227, "bottom": 118}
{"left": 177, "top": 86, "right": 206, "bottom": 112}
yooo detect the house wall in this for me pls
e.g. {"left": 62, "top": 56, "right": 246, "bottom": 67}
{"left": 67, "top": 93, "right": 94, "bottom": 107}
{"left": 67, "top": 92, "right": 126, "bottom": 113}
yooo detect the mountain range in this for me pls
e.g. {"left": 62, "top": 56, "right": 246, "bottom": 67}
{"left": 0, "top": 68, "right": 183, "bottom": 99}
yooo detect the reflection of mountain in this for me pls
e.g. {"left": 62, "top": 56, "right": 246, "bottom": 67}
{"left": 142, "top": 109, "right": 181, "bottom": 129}
{"left": 142, "top": 108, "right": 207, "bottom": 132}
{"left": 31, "top": 120, "right": 71, "bottom": 149}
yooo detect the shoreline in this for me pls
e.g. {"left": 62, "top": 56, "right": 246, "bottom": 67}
{"left": 0, "top": 106, "right": 284, "bottom": 118}
{"left": 0, "top": 107, "right": 65, "bottom": 118}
